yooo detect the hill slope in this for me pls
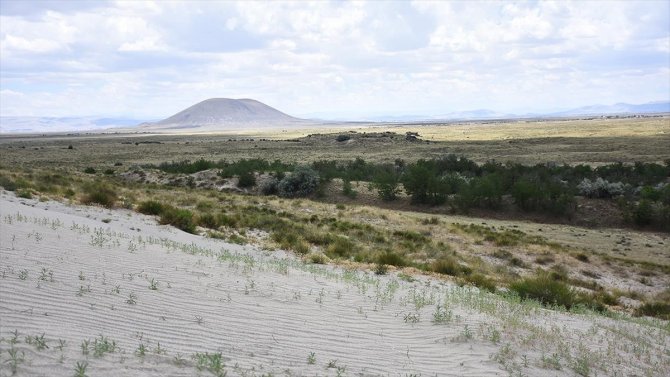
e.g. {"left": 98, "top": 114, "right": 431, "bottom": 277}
{"left": 141, "top": 98, "right": 307, "bottom": 131}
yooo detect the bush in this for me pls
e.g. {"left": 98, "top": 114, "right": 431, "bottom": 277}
{"left": 634, "top": 301, "right": 670, "bottom": 320}
{"left": 577, "top": 178, "right": 625, "bottom": 198}
{"left": 431, "top": 256, "right": 468, "bottom": 276}
{"left": 342, "top": 179, "right": 357, "bottom": 198}
{"left": 259, "top": 177, "right": 279, "bottom": 195}
{"left": 197, "top": 213, "right": 218, "bottom": 229}
{"left": 370, "top": 168, "right": 400, "bottom": 201}
{"left": 336, "top": 134, "right": 351, "bottom": 142}
{"left": 81, "top": 182, "right": 117, "bottom": 208}
{"left": 325, "top": 236, "right": 356, "bottom": 258}
{"left": 376, "top": 251, "right": 408, "bottom": 267}
{"left": 633, "top": 199, "right": 654, "bottom": 226}
{"left": 237, "top": 171, "right": 256, "bottom": 188}
{"left": 277, "top": 166, "right": 319, "bottom": 198}
{"left": 83, "top": 167, "right": 96, "bottom": 174}
{"left": 0, "top": 175, "right": 17, "bottom": 191}
{"left": 509, "top": 273, "right": 577, "bottom": 309}
{"left": 17, "top": 189, "right": 33, "bottom": 199}
{"left": 137, "top": 200, "right": 164, "bottom": 215}
{"left": 159, "top": 206, "right": 196, "bottom": 234}
{"left": 463, "top": 274, "right": 496, "bottom": 292}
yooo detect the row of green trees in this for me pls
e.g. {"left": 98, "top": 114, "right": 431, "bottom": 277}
{"left": 148, "top": 156, "right": 670, "bottom": 229}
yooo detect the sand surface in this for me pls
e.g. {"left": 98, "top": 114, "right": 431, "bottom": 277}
{"left": 1, "top": 192, "right": 668, "bottom": 376}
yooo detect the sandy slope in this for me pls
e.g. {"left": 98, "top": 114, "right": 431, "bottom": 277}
{"left": 0, "top": 192, "right": 668, "bottom": 377}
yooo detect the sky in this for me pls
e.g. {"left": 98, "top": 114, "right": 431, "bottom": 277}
{"left": 1, "top": 0, "right": 669, "bottom": 119}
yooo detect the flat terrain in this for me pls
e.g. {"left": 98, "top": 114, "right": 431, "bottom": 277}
{"left": 1, "top": 117, "right": 669, "bottom": 169}
{"left": 1, "top": 192, "right": 668, "bottom": 376}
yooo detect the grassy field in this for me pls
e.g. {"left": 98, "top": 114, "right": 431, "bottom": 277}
{"left": 1, "top": 117, "right": 669, "bottom": 170}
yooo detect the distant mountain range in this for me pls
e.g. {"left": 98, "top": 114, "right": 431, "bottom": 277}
{"left": 0, "top": 116, "right": 151, "bottom": 134}
{"left": 1, "top": 100, "right": 668, "bottom": 133}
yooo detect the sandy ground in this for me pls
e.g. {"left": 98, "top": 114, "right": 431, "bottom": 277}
{"left": 0, "top": 192, "right": 668, "bottom": 376}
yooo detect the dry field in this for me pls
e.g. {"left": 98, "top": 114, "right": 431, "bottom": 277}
{"left": 1, "top": 117, "right": 669, "bottom": 169}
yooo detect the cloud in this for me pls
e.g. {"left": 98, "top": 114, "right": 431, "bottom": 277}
{"left": 0, "top": 0, "right": 668, "bottom": 118}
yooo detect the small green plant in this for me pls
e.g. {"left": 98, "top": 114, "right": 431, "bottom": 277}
{"left": 83, "top": 167, "right": 96, "bottom": 174}
{"left": 7, "top": 348, "right": 25, "bottom": 375}
{"left": 18, "top": 269, "right": 28, "bottom": 280}
{"left": 91, "top": 335, "right": 116, "bottom": 357}
{"left": 74, "top": 361, "right": 88, "bottom": 377}
{"left": 33, "top": 333, "right": 48, "bottom": 350}
{"left": 126, "top": 292, "right": 137, "bottom": 305}
{"left": 326, "top": 359, "right": 338, "bottom": 368}
{"left": 307, "top": 351, "right": 316, "bottom": 365}
{"left": 81, "top": 340, "right": 89, "bottom": 356}
{"left": 432, "top": 305, "right": 453, "bottom": 324}
{"left": 149, "top": 278, "right": 158, "bottom": 290}
{"left": 193, "top": 352, "right": 225, "bottom": 376}
{"left": 137, "top": 200, "right": 164, "bottom": 215}
{"left": 509, "top": 273, "right": 577, "bottom": 309}
{"left": 136, "top": 343, "right": 146, "bottom": 357}
{"left": 541, "top": 353, "right": 562, "bottom": 370}
{"left": 403, "top": 312, "right": 420, "bottom": 324}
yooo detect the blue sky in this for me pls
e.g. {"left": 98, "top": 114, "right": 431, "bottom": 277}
{"left": 1, "top": 0, "right": 668, "bottom": 119}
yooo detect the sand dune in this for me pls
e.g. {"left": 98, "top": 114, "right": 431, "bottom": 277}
{"left": 0, "top": 191, "right": 668, "bottom": 376}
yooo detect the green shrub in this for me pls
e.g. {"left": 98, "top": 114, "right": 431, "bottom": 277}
{"left": 336, "top": 134, "right": 351, "bottom": 142}
{"left": 633, "top": 200, "right": 654, "bottom": 226}
{"left": 463, "top": 274, "right": 496, "bottom": 292}
{"left": 103, "top": 169, "right": 115, "bottom": 175}
{"left": 0, "top": 175, "right": 17, "bottom": 191}
{"left": 431, "top": 256, "right": 467, "bottom": 276}
{"left": 342, "top": 179, "right": 357, "bottom": 198}
{"left": 376, "top": 251, "right": 408, "bottom": 267}
{"left": 81, "top": 182, "right": 117, "bottom": 208}
{"left": 370, "top": 169, "right": 400, "bottom": 201}
{"left": 137, "top": 200, "right": 164, "bottom": 215}
{"left": 237, "top": 171, "right": 256, "bottom": 188}
{"left": 159, "top": 206, "right": 196, "bottom": 233}
{"left": 510, "top": 273, "right": 577, "bottom": 309}
{"left": 634, "top": 302, "right": 670, "bottom": 320}
{"left": 17, "top": 189, "right": 33, "bottom": 199}
{"left": 83, "top": 167, "right": 96, "bottom": 174}
{"left": 259, "top": 177, "right": 279, "bottom": 195}
{"left": 325, "top": 236, "right": 356, "bottom": 258}
{"left": 197, "top": 213, "right": 218, "bottom": 229}
{"left": 277, "top": 166, "right": 319, "bottom": 198}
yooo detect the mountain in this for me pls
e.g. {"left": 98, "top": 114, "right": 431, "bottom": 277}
{"left": 140, "top": 98, "right": 306, "bottom": 131}
{"left": 0, "top": 117, "right": 150, "bottom": 134}
{"left": 550, "top": 101, "right": 670, "bottom": 117}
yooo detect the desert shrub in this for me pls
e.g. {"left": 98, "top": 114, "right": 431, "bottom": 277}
{"left": 81, "top": 182, "right": 117, "bottom": 208}
{"left": 277, "top": 166, "right": 319, "bottom": 198}
{"left": 376, "top": 251, "right": 408, "bottom": 267}
{"left": 237, "top": 171, "right": 256, "bottom": 188}
{"left": 510, "top": 273, "right": 577, "bottom": 309}
{"left": 159, "top": 206, "right": 196, "bottom": 234}
{"left": 431, "top": 256, "right": 468, "bottom": 276}
{"left": 271, "top": 229, "right": 309, "bottom": 254}
{"left": 259, "top": 177, "right": 279, "bottom": 195}
{"left": 632, "top": 199, "right": 654, "bottom": 226}
{"left": 370, "top": 168, "right": 401, "bottom": 201}
{"left": 0, "top": 175, "right": 17, "bottom": 191}
{"left": 197, "top": 213, "right": 218, "bottom": 229}
{"left": 458, "top": 174, "right": 505, "bottom": 210}
{"left": 634, "top": 302, "right": 670, "bottom": 320}
{"left": 306, "top": 253, "right": 329, "bottom": 264}
{"left": 342, "top": 179, "right": 357, "bottom": 198}
{"left": 325, "top": 236, "right": 356, "bottom": 258}
{"left": 83, "top": 167, "right": 96, "bottom": 174}
{"left": 17, "top": 189, "right": 33, "bottom": 199}
{"left": 463, "top": 274, "right": 496, "bottom": 292}
{"left": 336, "top": 134, "right": 351, "bottom": 142}
{"left": 401, "top": 161, "right": 450, "bottom": 205}
{"left": 577, "top": 177, "right": 625, "bottom": 198}
{"left": 137, "top": 200, "right": 164, "bottom": 215}
{"left": 103, "top": 169, "right": 115, "bottom": 175}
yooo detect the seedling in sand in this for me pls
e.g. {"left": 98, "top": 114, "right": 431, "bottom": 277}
{"left": 6, "top": 348, "right": 25, "bottom": 375}
{"left": 18, "top": 269, "right": 28, "bottom": 280}
{"left": 126, "top": 292, "right": 137, "bottom": 304}
{"left": 149, "top": 278, "right": 158, "bottom": 290}
{"left": 307, "top": 352, "right": 316, "bottom": 364}
{"left": 74, "top": 361, "right": 88, "bottom": 377}
{"left": 136, "top": 343, "right": 146, "bottom": 357}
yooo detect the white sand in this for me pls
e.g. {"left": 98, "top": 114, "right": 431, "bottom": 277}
{"left": 0, "top": 191, "right": 668, "bottom": 376}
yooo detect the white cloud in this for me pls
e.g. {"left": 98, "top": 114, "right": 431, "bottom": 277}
{"left": 0, "top": 1, "right": 668, "bottom": 119}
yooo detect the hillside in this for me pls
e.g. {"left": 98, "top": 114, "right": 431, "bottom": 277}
{"left": 140, "top": 98, "right": 309, "bottom": 131}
